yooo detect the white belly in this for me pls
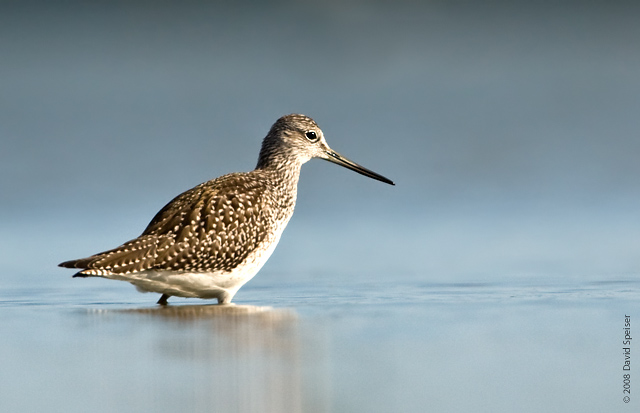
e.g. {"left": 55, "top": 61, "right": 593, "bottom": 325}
{"left": 104, "top": 222, "right": 287, "bottom": 304}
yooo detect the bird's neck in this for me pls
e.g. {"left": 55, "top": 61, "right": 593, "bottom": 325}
{"left": 254, "top": 160, "right": 302, "bottom": 211}
{"left": 256, "top": 160, "right": 301, "bottom": 187}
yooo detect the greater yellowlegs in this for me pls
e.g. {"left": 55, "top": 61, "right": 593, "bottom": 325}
{"left": 59, "top": 114, "right": 394, "bottom": 305}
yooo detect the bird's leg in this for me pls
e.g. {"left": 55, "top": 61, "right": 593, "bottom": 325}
{"left": 217, "top": 290, "right": 234, "bottom": 305}
{"left": 157, "top": 294, "right": 170, "bottom": 306}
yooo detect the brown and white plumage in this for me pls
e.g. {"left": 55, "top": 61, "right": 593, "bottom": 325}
{"left": 59, "top": 114, "right": 394, "bottom": 305}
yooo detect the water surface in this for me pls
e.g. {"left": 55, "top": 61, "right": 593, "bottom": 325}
{"left": 1, "top": 275, "right": 637, "bottom": 412}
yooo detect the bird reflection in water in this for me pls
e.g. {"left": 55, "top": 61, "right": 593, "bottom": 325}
{"left": 97, "top": 305, "right": 327, "bottom": 413}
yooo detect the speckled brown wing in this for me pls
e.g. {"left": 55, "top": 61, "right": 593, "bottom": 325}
{"left": 59, "top": 172, "right": 276, "bottom": 276}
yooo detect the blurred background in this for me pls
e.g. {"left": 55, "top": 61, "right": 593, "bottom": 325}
{"left": 1, "top": 1, "right": 638, "bottom": 412}
{"left": 2, "top": 0, "right": 639, "bottom": 284}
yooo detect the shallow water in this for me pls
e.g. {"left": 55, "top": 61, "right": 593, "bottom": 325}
{"left": 1, "top": 275, "right": 637, "bottom": 413}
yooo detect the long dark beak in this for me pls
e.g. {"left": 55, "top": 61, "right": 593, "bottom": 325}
{"left": 323, "top": 150, "right": 395, "bottom": 185}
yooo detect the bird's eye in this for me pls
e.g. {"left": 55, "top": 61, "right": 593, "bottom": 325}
{"left": 305, "top": 131, "right": 318, "bottom": 141}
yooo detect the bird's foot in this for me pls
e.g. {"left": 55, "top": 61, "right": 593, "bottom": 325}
{"left": 157, "top": 294, "right": 170, "bottom": 306}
